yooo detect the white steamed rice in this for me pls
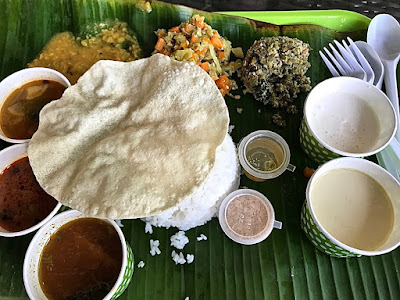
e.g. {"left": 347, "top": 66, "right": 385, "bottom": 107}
{"left": 186, "top": 254, "right": 194, "bottom": 264}
{"left": 149, "top": 239, "right": 161, "bottom": 256}
{"left": 170, "top": 231, "right": 189, "bottom": 249}
{"left": 171, "top": 250, "right": 186, "bottom": 265}
{"left": 142, "top": 134, "right": 240, "bottom": 230}
{"left": 197, "top": 234, "right": 208, "bottom": 241}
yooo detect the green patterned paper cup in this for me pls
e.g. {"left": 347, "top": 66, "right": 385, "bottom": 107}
{"left": 23, "top": 210, "right": 134, "bottom": 300}
{"left": 300, "top": 77, "right": 397, "bottom": 164}
{"left": 301, "top": 157, "right": 400, "bottom": 258}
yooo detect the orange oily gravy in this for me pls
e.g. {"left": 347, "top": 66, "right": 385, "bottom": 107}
{"left": 28, "top": 54, "right": 229, "bottom": 219}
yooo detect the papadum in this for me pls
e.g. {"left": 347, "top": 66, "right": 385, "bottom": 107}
{"left": 28, "top": 54, "right": 229, "bottom": 218}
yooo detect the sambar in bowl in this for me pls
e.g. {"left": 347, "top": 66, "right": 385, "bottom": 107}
{"left": 23, "top": 210, "right": 134, "bottom": 300}
{"left": 0, "top": 67, "right": 70, "bottom": 144}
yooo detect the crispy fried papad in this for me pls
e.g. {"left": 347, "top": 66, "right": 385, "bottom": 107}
{"left": 28, "top": 54, "right": 229, "bottom": 219}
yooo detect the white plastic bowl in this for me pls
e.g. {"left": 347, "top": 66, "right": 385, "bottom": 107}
{"left": 23, "top": 210, "right": 129, "bottom": 300}
{"left": 0, "top": 67, "right": 71, "bottom": 143}
{"left": 0, "top": 144, "right": 61, "bottom": 237}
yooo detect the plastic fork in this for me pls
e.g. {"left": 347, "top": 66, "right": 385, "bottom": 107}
{"left": 319, "top": 39, "right": 367, "bottom": 81}
{"left": 344, "top": 37, "right": 375, "bottom": 84}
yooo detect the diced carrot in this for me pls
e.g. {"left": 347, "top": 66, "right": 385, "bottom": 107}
{"left": 303, "top": 167, "right": 315, "bottom": 178}
{"left": 190, "top": 35, "right": 199, "bottom": 43}
{"left": 211, "top": 35, "right": 223, "bottom": 49}
{"left": 181, "top": 40, "right": 189, "bottom": 49}
{"left": 184, "top": 23, "right": 191, "bottom": 33}
{"left": 199, "top": 62, "right": 209, "bottom": 72}
{"left": 195, "top": 48, "right": 207, "bottom": 56}
{"left": 215, "top": 75, "right": 230, "bottom": 89}
{"left": 195, "top": 18, "right": 205, "bottom": 28}
{"left": 218, "top": 51, "right": 225, "bottom": 60}
{"left": 169, "top": 26, "right": 180, "bottom": 33}
{"left": 158, "top": 49, "right": 170, "bottom": 56}
{"left": 202, "top": 37, "right": 211, "bottom": 44}
{"left": 155, "top": 38, "right": 166, "bottom": 52}
{"left": 192, "top": 52, "right": 199, "bottom": 63}
{"left": 215, "top": 75, "right": 230, "bottom": 96}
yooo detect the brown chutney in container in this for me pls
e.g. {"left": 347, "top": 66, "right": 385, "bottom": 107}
{"left": 225, "top": 194, "right": 272, "bottom": 238}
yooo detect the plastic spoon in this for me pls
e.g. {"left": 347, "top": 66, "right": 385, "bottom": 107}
{"left": 351, "top": 41, "right": 397, "bottom": 179}
{"left": 367, "top": 14, "right": 400, "bottom": 182}
{"left": 367, "top": 14, "right": 400, "bottom": 141}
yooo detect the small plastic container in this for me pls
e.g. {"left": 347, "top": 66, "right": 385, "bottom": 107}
{"left": 218, "top": 189, "right": 282, "bottom": 245}
{"left": 238, "top": 130, "right": 296, "bottom": 181}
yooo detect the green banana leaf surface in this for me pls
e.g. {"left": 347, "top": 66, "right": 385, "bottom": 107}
{"left": 0, "top": 0, "right": 399, "bottom": 299}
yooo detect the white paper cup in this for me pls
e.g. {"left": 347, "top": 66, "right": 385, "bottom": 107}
{"left": 0, "top": 144, "right": 61, "bottom": 237}
{"left": 300, "top": 77, "right": 397, "bottom": 164}
{"left": 301, "top": 157, "right": 400, "bottom": 257}
{"left": 23, "top": 210, "right": 135, "bottom": 300}
{"left": 0, "top": 67, "right": 71, "bottom": 143}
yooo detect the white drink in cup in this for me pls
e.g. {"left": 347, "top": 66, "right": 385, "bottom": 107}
{"left": 301, "top": 157, "right": 400, "bottom": 258}
{"left": 300, "top": 77, "right": 397, "bottom": 164}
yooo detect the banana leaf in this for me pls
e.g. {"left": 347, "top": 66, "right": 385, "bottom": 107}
{"left": 0, "top": 0, "right": 399, "bottom": 299}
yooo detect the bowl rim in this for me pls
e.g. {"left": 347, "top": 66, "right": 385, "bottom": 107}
{"left": 306, "top": 157, "right": 400, "bottom": 256}
{"left": 23, "top": 209, "right": 128, "bottom": 300}
{"left": 0, "top": 144, "right": 62, "bottom": 237}
{"left": 303, "top": 77, "right": 398, "bottom": 157}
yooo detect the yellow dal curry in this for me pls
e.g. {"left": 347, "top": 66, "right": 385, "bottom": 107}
{"left": 29, "top": 22, "right": 142, "bottom": 84}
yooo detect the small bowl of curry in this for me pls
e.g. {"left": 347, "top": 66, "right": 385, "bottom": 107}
{"left": 23, "top": 210, "right": 135, "bottom": 300}
{"left": 0, "top": 144, "right": 61, "bottom": 237}
{"left": 0, "top": 67, "right": 70, "bottom": 143}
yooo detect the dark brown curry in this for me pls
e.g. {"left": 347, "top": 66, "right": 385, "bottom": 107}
{"left": 39, "top": 218, "right": 123, "bottom": 300}
{"left": 0, "top": 156, "right": 58, "bottom": 232}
